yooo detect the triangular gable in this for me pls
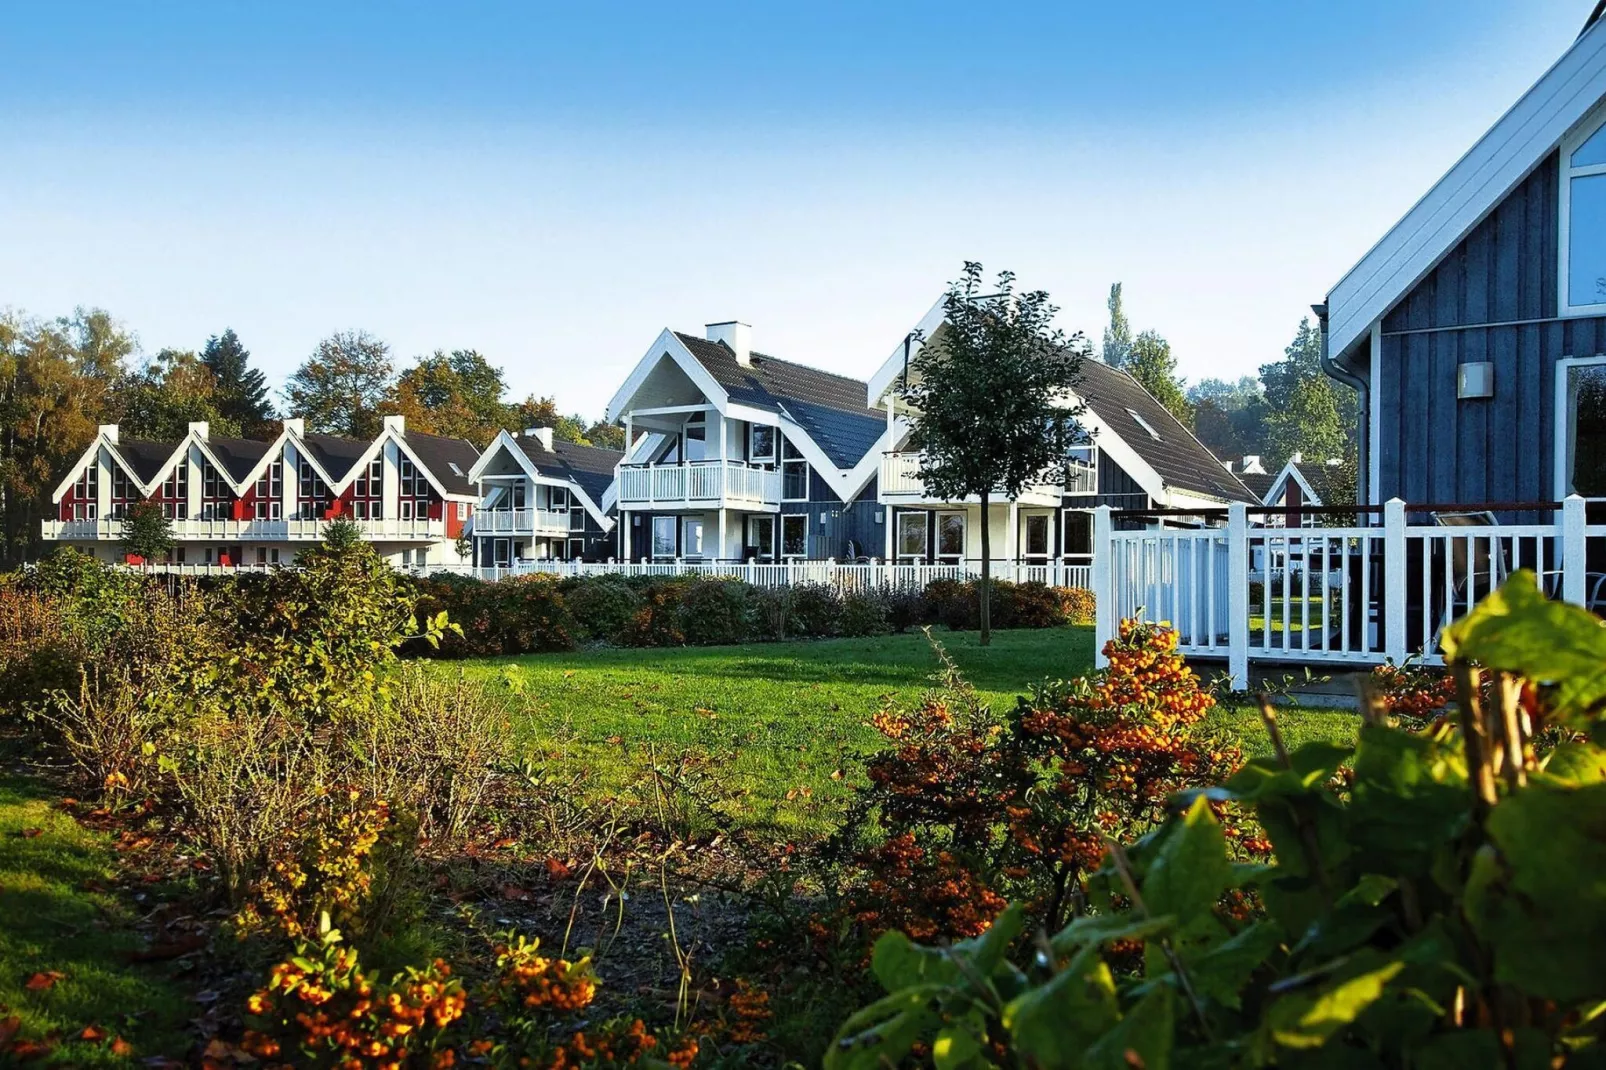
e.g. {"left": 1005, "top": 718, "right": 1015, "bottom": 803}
{"left": 604, "top": 329, "right": 730, "bottom": 424}
{"left": 1263, "top": 461, "right": 1321, "bottom": 508}
{"left": 146, "top": 430, "right": 252, "bottom": 496}
{"left": 49, "top": 433, "right": 116, "bottom": 503}
{"left": 866, "top": 297, "right": 947, "bottom": 407}
{"left": 332, "top": 426, "right": 464, "bottom": 502}
{"left": 467, "top": 430, "right": 616, "bottom": 530}
{"left": 1327, "top": 18, "right": 1606, "bottom": 364}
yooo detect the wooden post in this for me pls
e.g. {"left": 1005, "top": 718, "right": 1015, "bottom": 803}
{"left": 1093, "top": 505, "right": 1115, "bottom": 668}
{"left": 1227, "top": 502, "right": 1249, "bottom": 687}
{"left": 1563, "top": 494, "right": 1587, "bottom": 606}
{"left": 1383, "top": 498, "right": 1408, "bottom": 664}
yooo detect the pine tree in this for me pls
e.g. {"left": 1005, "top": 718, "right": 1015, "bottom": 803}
{"left": 201, "top": 329, "right": 276, "bottom": 438}
{"left": 1101, "top": 283, "right": 1133, "bottom": 368}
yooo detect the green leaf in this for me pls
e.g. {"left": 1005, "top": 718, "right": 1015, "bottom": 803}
{"left": 1349, "top": 723, "right": 1467, "bottom": 877}
{"left": 1083, "top": 986, "right": 1175, "bottom": 1070}
{"left": 1266, "top": 957, "right": 1405, "bottom": 1049}
{"left": 826, "top": 986, "right": 944, "bottom": 1070}
{"left": 1441, "top": 569, "right": 1606, "bottom": 728}
{"left": 1542, "top": 742, "right": 1606, "bottom": 785}
{"left": 1465, "top": 781, "right": 1606, "bottom": 1002}
{"left": 1185, "top": 922, "right": 1281, "bottom": 1009}
{"left": 932, "top": 1016, "right": 986, "bottom": 1070}
{"left": 951, "top": 903, "right": 1025, "bottom": 978}
{"left": 1049, "top": 912, "right": 1176, "bottom": 957}
{"left": 871, "top": 930, "right": 960, "bottom": 993}
{"left": 1142, "top": 795, "right": 1232, "bottom": 931}
{"left": 1002, "top": 953, "right": 1119, "bottom": 1069}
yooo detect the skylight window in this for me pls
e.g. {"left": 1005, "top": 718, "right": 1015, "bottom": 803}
{"left": 448, "top": 462, "right": 464, "bottom": 476}
{"left": 1126, "top": 408, "right": 1161, "bottom": 440}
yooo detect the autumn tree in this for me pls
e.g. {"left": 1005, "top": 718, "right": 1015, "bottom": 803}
{"left": 202, "top": 329, "right": 276, "bottom": 438}
{"left": 509, "top": 396, "right": 591, "bottom": 445}
{"left": 113, "top": 348, "right": 239, "bottom": 441}
{"left": 0, "top": 309, "right": 130, "bottom": 565}
{"left": 285, "top": 330, "right": 394, "bottom": 439}
{"left": 387, "top": 349, "right": 513, "bottom": 444}
{"left": 899, "top": 262, "right": 1087, "bottom": 646}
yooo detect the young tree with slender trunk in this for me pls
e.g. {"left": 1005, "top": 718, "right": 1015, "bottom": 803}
{"left": 899, "top": 262, "right": 1088, "bottom": 646}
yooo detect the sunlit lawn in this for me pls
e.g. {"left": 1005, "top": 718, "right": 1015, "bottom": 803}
{"left": 456, "top": 628, "right": 1357, "bottom": 840}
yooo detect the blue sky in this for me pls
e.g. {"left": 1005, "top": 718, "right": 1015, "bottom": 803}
{"left": 0, "top": 1, "right": 1591, "bottom": 419}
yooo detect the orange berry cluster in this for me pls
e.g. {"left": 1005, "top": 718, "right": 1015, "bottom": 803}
{"left": 484, "top": 936, "right": 598, "bottom": 1013}
{"left": 1369, "top": 660, "right": 1457, "bottom": 719}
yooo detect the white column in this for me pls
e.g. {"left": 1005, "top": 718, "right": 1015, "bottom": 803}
{"left": 1563, "top": 494, "right": 1588, "bottom": 605}
{"left": 1227, "top": 502, "right": 1249, "bottom": 687}
{"left": 622, "top": 511, "right": 631, "bottom": 562}
{"left": 1007, "top": 501, "right": 1019, "bottom": 581}
{"left": 1092, "top": 505, "right": 1115, "bottom": 668}
{"left": 884, "top": 506, "right": 895, "bottom": 562}
{"left": 1383, "top": 498, "right": 1408, "bottom": 664}
{"left": 719, "top": 508, "right": 728, "bottom": 563}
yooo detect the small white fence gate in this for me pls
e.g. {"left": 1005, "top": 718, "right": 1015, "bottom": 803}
{"left": 1092, "top": 497, "right": 1606, "bottom": 683}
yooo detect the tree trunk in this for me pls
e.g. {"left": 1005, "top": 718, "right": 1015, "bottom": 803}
{"left": 979, "top": 488, "right": 992, "bottom": 647}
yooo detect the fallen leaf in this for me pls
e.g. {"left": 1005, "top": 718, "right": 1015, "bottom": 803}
{"left": 79, "top": 1025, "right": 105, "bottom": 1042}
{"left": 830, "top": 769, "right": 845, "bottom": 780}
{"left": 606, "top": 735, "right": 623, "bottom": 745}
{"left": 126, "top": 934, "right": 206, "bottom": 962}
{"left": 9, "top": 1038, "right": 54, "bottom": 1060}
{"left": 545, "top": 857, "right": 572, "bottom": 881}
{"left": 18, "top": 828, "right": 42, "bottom": 839}
{"left": 0, "top": 1017, "right": 19, "bottom": 1047}
{"left": 491, "top": 836, "right": 518, "bottom": 850}
{"left": 24, "top": 971, "right": 64, "bottom": 990}
{"left": 111, "top": 1036, "right": 133, "bottom": 1056}
{"left": 499, "top": 884, "right": 532, "bottom": 902}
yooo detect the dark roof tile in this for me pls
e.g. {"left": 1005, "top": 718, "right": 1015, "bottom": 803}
{"left": 299, "top": 433, "right": 370, "bottom": 483}
{"left": 116, "top": 439, "right": 180, "bottom": 484}
{"left": 402, "top": 431, "right": 480, "bottom": 497}
{"left": 511, "top": 436, "right": 622, "bottom": 504}
{"left": 205, "top": 436, "right": 272, "bottom": 483}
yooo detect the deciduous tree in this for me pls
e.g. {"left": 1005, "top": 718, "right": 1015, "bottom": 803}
{"left": 1126, "top": 329, "right": 1192, "bottom": 426}
{"left": 1101, "top": 282, "right": 1132, "bottom": 368}
{"left": 113, "top": 348, "right": 239, "bottom": 441}
{"left": 119, "top": 498, "right": 175, "bottom": 562}
{"left": 285, "top": 330, "right": 394, "bottom": 439}
{"left": 387, "top": 349, "right": 512, "bottom": 445}
{"left": 899, "top": 262, "right": 1087, "bottom": 646}
{"left": 1260, "top": 317, "right": 1352, "bottom": 468}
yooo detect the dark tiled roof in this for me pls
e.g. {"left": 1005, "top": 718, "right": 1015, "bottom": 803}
{"left": 1288, "top": 460, "right": 1349, "bottom": 506}
{"left": 1076, "top": 360, "right": 1255, "bottom": 503}
{"left": 512, "top": 435, "right": 622, "bottom": 505}
{"left": 674, "top": 332, "right": 885, "bottom": 468}
{"left": 402, "top": 431, "right": 480, "bottom": 497}
{"left": 206, "top": 436, "right": 271, "bottom": 483}
{"left": 300, "top": 433, "right": 370, "bottom": 483}
{"left": 117, "top": 439, "right": 179, "bottom": 484}
{"left": 1239, "top": 470, "right": 1277, "bottom": 503}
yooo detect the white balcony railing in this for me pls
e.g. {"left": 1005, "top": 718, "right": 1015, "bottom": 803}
{"left": 41, "top": 515, "right": 446, "bottom": 542}
{"left": 473, "top": 508, "right": 569, "bottom": 534}
{"left": 879, "top": 452, "right": 1061, "bottom": 505}
{"left": 616, "top": 461, "right": 780, "bottom": 508}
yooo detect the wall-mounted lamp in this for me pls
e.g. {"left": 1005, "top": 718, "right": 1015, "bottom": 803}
{"left": 1458, "top": 362, "right": 1494, "bottom": 400}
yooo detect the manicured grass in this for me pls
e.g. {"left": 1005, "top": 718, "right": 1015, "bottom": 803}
{"left": 457, "top": 628, "right": 1358, "bottom": 839}
{"left": 0, "top": 774, "right": 193, "bottom": 1065}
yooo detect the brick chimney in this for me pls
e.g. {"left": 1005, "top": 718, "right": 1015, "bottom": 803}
{"left": 706, "top": 321, "right": 752, "bottom": 367}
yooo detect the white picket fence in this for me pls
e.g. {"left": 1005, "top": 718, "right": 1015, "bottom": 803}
{"left": 1093, "top": 496, "right": 1606, "bottom": 682}
{"left": 429, "top": 558, "right": 1094, "bottom": 593}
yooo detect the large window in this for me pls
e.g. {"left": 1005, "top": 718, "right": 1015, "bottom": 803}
{"left": 684, "top": 415, "right": 707, "bottom": 462}
{"left": 936, "top": 512, "right": 965, "bottom": 563}
{"left": 1024, "top": 514, "right": 1050, "bottom": 560}
{"left": 1564, "top": 360, "right": 1606, "bottom": 495}
{"left": 1063, "top": 510, "right": 1093, "bottom": 562}
{"left": 781, "top": 514, "right": 808, "bottom": 559}
{"left": 1065, "top": 446, "right": 1098, "bottom": 495}
{"left": 1564, "top": 117, "right": 1606, "bottom": 314}
{"left": 160, "top": 464, "right": 189, "bottom": 521}
{"left": 682, "top": 517, "right": 706, "bottom": 558}
{"left": 896, "top": 512, "right": 927, "bottom": 562}
{"left": 749, "top": 424, "right": 776, "bottom": 463}
{"left": 781, "top": 439, "right": 808, "bottom": 501}
{"left": 297, "top": 460, "right": 330, "bottom": 519}
{"left": 254, "top": 461, "right": 283, "bottom": 520}
{"left": 651, "top": 516, "right": 677, "bottom": 559}
{"left": 747, "top": 515, "right": 775, "bottom": 561}
{"left": 352, "top": 457, "right": 384, "bottom": 520}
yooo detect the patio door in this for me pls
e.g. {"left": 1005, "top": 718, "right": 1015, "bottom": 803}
{"left": 1564, "top": 360, "right": 1606, "bottom": 496}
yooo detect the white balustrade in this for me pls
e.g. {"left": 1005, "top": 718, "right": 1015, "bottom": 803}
{"left": 616, "top": 461, "right": 780, "bottom": 507}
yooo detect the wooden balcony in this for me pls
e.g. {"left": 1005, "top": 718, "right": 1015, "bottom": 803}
{"left": 616, "top": 461, "right": 780, "bottom": 510}
{"left": 472, "top": 508, "right": 571, "bottom": 535}
{"left": 879, "top": 452, "right": 1061, "bottom": 507}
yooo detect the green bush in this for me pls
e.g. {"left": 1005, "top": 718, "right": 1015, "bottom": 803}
{"left": 561, "top": 576, "right": 644, "bottom": 644}
{"left": 788, "top": 582, "right": 841, "bottom": 638}
{"left": 486, "top": 574, "right": 575, "bottom": 653}
{"left": 677, "top": 577, "right": 753, "bottom": 646}
{"left": 838, "top": 591, "right": 892, "bottom": 637}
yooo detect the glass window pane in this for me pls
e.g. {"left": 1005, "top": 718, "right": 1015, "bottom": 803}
{"left": 782, "top": 516, "right": 807, "bottom": 556}
{"left": 1064, "top": 511, "right": 1093, "bottom": 556}
{"left": 751, "top": 425, "right": 775, "bottom": 459}
{"left": 938, "top": 514, "right": 965, "bottom": 556}
{"left": 1026, "top": 515, "right": 1049, "bottom": 555}
{"left": 1570, "top": 174, "right": 1606, "bottom": 307}
{"left": 897, "top": 513, "right": 926, "bottom": 557}
{"left": 652, "top": 517, "right": 676, "bottom": 556}
{"left": 683, "top": 518, "right": 704, "bottom": 556}
{"left": 1574, "top": 123, "right": 1606, "bottom": 168}
{"left": 1569, "top": 365, "right": 1606, "bottom": 495}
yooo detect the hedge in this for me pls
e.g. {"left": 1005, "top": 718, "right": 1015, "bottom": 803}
{"left": 406, "top": 573, "right": 1095, "bottom": 658}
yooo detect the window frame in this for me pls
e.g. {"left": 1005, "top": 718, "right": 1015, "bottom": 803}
{"left": 1062, "top": 509, "right": 1094, "bottom": 563}
{"left": 1023, "top": 513, "right": 1051, "bottom": 560}
{"left": 1554, "top": 354, "right": 1606, "bottom": 497}
{"left": 895, "top": 511, "right": 928, "bottom": 563}
{"left": 681, "top": 516, "right": 706, "bottom": 559}
{"left": 935, "top": 511, "right": 966, "bottom": 563}
{"left": 749, "top": 423, "right": 777, "bottom": 463}
{"left": 651, "top": 515, "right": 678, "bottom": 559}
{"left": 781, "top": 513, "right": 808, "bottom": 560}
{"left": 1560, "top": 107, "right": 1606, "bottom": 317}
{"left": 747, "top": 515, "right": 776, "bottom": 561}
{"left": 1064, "top": 445, "right": 1099, "bottom": 495}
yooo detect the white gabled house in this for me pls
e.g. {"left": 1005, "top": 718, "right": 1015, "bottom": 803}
{"left": 865, "top": 301, "right": 1257, "bottom": 583}
{"left": 43, "top": 415, "right": 478, "bottom": 569}
{"left": 467, "top": 427, "right": 621, "bottom": 567}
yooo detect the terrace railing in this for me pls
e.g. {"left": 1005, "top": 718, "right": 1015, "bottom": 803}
{"left": 616, "top": 461, "right": 781, "bottom": 509}
{"left": 1092, "top": 497, "right": 1605, "bottom": 683}
{"left": 472, "top": 508, "right": 570, "bottom": 534}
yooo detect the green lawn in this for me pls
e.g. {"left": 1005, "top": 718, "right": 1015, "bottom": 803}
{"left": 0, "top": 774, "right": 194, "bottom": 1066}
{"left": 457, "top": 628, "right": 1357, "bottom": 840}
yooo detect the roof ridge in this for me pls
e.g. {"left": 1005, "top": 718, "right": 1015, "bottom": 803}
{"left": 673, "top": 329, "right": 872, "bottom": 393}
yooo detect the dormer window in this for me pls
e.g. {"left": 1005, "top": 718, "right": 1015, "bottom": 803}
{"left": 1562, "top": 114, "right": 1606, "bottom": 315}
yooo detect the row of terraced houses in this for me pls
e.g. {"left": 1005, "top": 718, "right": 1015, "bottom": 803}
{"left": 43, "top": 300, "right": 1252, "bottom": 580}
